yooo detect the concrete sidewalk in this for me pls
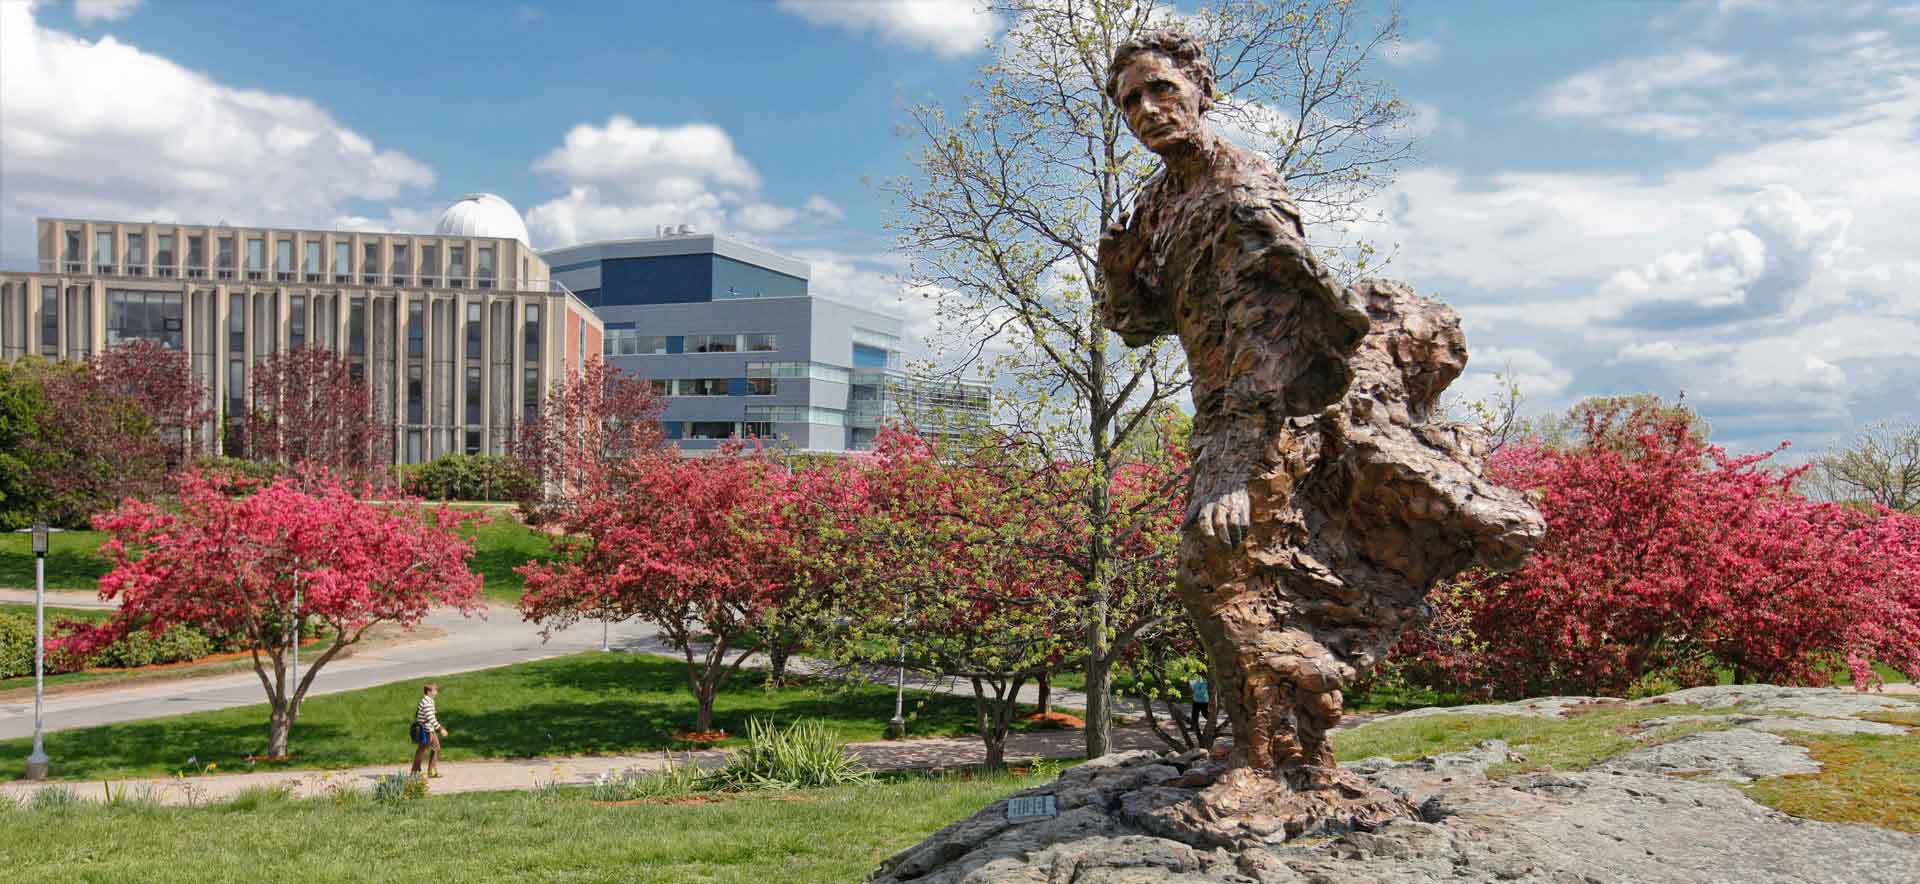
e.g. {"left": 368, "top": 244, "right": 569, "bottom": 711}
{"left": 0, "top": 725, "right": 1179, "bottom": 807}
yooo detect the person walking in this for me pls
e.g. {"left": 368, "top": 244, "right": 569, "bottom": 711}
{"left": 411, "top": 683, "right": 448, "bottom": 778}
{"left": 1189, "top": 677, "right": 1210, "bottom": 732}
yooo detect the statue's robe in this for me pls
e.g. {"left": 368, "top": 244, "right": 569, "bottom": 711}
{"left": 1102, "top": 141, "right": 1545, "bottom": 773}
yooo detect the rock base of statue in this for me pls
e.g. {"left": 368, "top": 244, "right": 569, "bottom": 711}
{"left": 1120, "top": 762, "right": 1416, "bottom": 848}
{"left": 868, "top": 688, "right": 1920, "bottom": 883}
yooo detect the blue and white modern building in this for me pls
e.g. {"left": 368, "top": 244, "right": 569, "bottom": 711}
{"left": 543, "top": 230, "right": 987, "bottom": 452}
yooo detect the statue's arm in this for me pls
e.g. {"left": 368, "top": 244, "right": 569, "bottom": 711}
{"left": 1221, "top": 192, "right": 1369, "bottom": 421}
{"left": 1097, "top": 214, "right": 1174, "bottom": 347}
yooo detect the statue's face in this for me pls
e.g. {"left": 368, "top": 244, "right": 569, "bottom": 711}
{"left": 1114, "top": 52, "right": 1206, "bottom": 155}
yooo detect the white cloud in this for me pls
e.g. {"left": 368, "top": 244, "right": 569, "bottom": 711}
{"left": 0, "top": 3, "right": 433, "bottom": 265}
{"left": 72, "top": 0, "right": 141, "bottom": 24}
{"left": 803, "top": 194, "right": 846, "bottom": 220}
{"left": 776, "top": 0, "right": 999, "bottom": 57}
{"left": 1383, "top": 37, "right": 1439, "bottom": 66}
{"left": 1539, "top": 49, "right": 1748, "bottom": 138}
{"left": 523, "top": 116, "right": 824, "bottom": 247}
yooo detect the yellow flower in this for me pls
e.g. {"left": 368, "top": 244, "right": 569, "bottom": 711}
{"left": 207, "top": 763, "right": 217, "bottom": 771}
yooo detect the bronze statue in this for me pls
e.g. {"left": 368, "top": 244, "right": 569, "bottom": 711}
{"left": 1099, "top": 29, "right": 1544, "bottom": 807}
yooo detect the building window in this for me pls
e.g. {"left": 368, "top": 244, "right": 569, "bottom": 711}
{"left": 39, "top": 286, "right": 58, "bottom": 356}
{"left": 678, "top": 378, "right": 729, "bottom": 396}
{"left": 275, "top": 239, "right": 293, "bottom": 280}
{"left": 741, "top": 421, "right": 773, "bottom": 439}
{"left": 523, "top": 304, "right": 540, "bottom": 362}
{"left": 64, "top": 228, "right": 84, "bottom": 272}
{"left": 107, "top": 290, "right": 184, "bottom": 350}
{"left": 853, "top": 343, "right": 893, "bottom": 370}
{"left": 685, "top": 333, "right": 737, "bottom": 353}
{"left": 745, "top": 376, "right": 774, "bottom": 395}
{"left": 246, "top": 238, "right": 265, "bottom": 279}
{"left": 253, "top": 292, "right": 275, "bottom": 357}
{"left": 648, "top": 379, "right": 670, "bottom": 397}
{"left": 391, "top": 243, "right": 410, "bottom": 282}
{"left": 304, "top": 241, "right": 321, "bottom": 279}
{"left": 407, "top": 300, "right": 425, "bottom": 358}
{"left": 421, "top": 245, "right": 439, "bottom": 286}
{"left": 186, "top": 234, "right": 205, "bottom": 277}
{"left": 217, "top": 236, "right": 235, "bottom": 279}
{"left": 226, "top": 358, "right": 245, "bottom": 418}
{"left": 743, "top": 333, "right": 777, "bottom": 352}
{"left": 289, "top": 295, "right": 306, "bottom": 350}
{"left": 156, "top": 234, "right": 176, "bottom": 277}
{"left": 465, "top": 365, "right": 482, "bottom": 424}
{"left": 523, "top": 367, "right": 540, "bottom": 424}
{"left": 363, "top": 242, "right": 381, "bottom": 283}
{"left": 96, "top": 231, "right": 115, "bottom": 273}
{"left": 449, "top": 246, "right": 466, "bottom": 286}
{"left": 477, "top": 246, "right": 494, "bottom": 288}
{"left": 334, "top": 242, "right": 352, "bottom": 282}
{"left": 227, "top": 293, "right": 245, "bottom": 356}
{"left": 407, "top": 364, "right": 424, "bottom": 424}
{"left": 407, "top": 429, "right": 424, "bottom": 465}
{"left": 687, "top": 421, "right": 736, "bottom": 440}
{"left": 465, "top": 301, "right": 482, "bottom": 360}
{"left": 464, "top": 429, "right": 481, "bottom": 456}
{"left": 126, "top": 233, "right": 146, "bottom": 275}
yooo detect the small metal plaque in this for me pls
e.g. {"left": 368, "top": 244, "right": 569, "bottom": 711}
{"left": 1005, "top": 794, "right": 1057, "bottom": 822}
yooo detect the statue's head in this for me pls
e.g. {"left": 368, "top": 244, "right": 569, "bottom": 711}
{"left": 1106, "top": 29, "right": 1216, "bottom": 156}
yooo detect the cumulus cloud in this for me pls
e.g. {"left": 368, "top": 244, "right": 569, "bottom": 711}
{"left": 0, "top": 3, "right": 433, "bottom": 265}
{"left": 776, "top": 0, "right": 999, "bottom": 57}
{"left": 1383, "top": 37, "right": 1439, "bottom": 66}
{"left": 803, "top": 195, "right": 846, "bottom": 220}
{"left": 523, "top": 116, "right": 821, "bottom": 247}
{"left": 72, "top": 0, "right": 141, "bottom": 24}
{"left": 1539, "top": 49, "right": 1750, "bottom": 138}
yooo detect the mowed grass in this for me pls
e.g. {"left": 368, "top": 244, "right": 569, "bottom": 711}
{"left": 0, "top": 773, "right": 1030, "bottom": 884}
{"left": 0, "top": 652, "right": 1009, "bottom": 781}
{"left": 0, "top": 517, "right": 553, "bottom": 603}
{"left": 0, "top": 530, "right": 110, "bottom": 590}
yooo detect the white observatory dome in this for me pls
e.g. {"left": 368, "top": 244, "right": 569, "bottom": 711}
{"left": 434, "top": 193, "right": 530, "bottom": 243}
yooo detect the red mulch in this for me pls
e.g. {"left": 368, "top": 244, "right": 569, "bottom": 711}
{"left": 1020, "top": 711, "right": 1086, "bottom": 729}
{"left": 674, "top": 729, "right": 728, "bottom": 743}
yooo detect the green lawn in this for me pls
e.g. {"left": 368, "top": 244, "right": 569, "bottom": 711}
{"left": 0, "top": 603, "right": 111, "bottom": 624}
{"left": 0, "top": 772, "right": 1031, "bottom": 883}
{"left": 0, "top": 530, "right": 109, "bottom": 590}
{"left": 0, "top": 517, "right": 554, "bottom": 604}
{"left": 459, "top": 513, "right": 556, "bottom": 603}
{"left": 0, "top": 652, "right": 1021, "bottom": 781}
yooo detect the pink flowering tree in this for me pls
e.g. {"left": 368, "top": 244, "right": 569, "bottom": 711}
{"left": 1397, "top": 400, "right": 1920, "bottom": 698}
{"left": 76, "top": 469, "right": 484, "bottom": 756}
{"left": 519, "top": 444, "right": 792, "bottom": 732}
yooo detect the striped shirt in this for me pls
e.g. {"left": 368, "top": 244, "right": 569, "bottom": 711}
{"left": 415, "top": 695, "right": 442, "bottom": 732}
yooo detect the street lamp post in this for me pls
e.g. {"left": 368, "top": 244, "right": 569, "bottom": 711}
{"left": 888, "top": 597, "right": 909, "bottom": 739}
{"left": 25, "top": 522, "right": 51, "bottom": 780}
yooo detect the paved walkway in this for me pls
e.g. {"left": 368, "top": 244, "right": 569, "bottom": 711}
{"left": 0, "top": 594, "right": 660, "bottom": 741}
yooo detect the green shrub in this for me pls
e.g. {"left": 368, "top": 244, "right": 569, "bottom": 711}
{"left": 91, "top": 625, "right": 215, "bottom": 669}
{"left": 373, "top": 772, "right": 429, "bottom": 804}
{"left": 29, "top": 786, "right": 80, "bottom": 811}
{"left": 706, "top": 718, "right": 870, "bottom": 791}
{"left": 0, "top": 614, "right": 32, "bottom": 679}
{"left": 588, "top": 754, "right": 707, "bottom": 801}
{"left": 401, "top": 454, "right": 534, "bottom": 502}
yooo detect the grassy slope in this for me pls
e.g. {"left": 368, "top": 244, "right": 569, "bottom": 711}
{"left": 0, "top": 531, "right": 109, "bottom": 590}
{"left": 0, "top": 652, "right": 1015, "bottom": 781}
{"left": 0, "top": 774, "right": 1031, "bottom": 884}
{"left": 459, "top": 514, "right": 555, "bottom": 603}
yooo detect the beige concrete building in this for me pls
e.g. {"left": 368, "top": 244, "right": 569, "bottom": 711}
{"left": 0, "top": 195, "right": 603, "bottom": 463}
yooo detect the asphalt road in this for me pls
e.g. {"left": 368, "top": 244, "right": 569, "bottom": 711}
{"left": 0, "top": 589, "right": 660, "bottom": 740}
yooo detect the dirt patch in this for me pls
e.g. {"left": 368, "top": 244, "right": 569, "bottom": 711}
{"left": 674, "top": 729, "right": 729, "bottom": 744}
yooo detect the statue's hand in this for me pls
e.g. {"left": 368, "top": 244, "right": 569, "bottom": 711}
{"left": 1192, "top": 484, "right": 1251, "bottom": 549}
{"left": 1098, "top": 216, "right": 1144, "bottom": 281}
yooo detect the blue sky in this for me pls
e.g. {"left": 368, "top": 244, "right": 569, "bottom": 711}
{"left": 3, "top": 0, "right": 1917, "bottom": 458}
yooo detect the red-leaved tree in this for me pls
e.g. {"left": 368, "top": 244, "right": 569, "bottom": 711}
{"left": 77, "top": 469, "right": 484, "bottom": 755}
{"left": 246, "top": 347, "right": 392, "bottom": 477}
{"left": 8, "top": 358, "right": 169, "bottom": 526}
{"left": 1398, "top": 401, "right": 1920, "bottom": 698}
{"left": 518, "top": 444, "right": 790, "bottom": 732}
{"left": 511, "top": 357, "right": 664, "bottom": 521}
{"left": 90, "top": 340, "right": 212, "bottom": 469}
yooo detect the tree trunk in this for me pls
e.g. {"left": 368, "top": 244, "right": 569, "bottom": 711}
{"left": 266, "top": 704, "right": 293, "bottom": 757}
{"left": 768, "top": 638, "right": 793, "bottom": 687}
{"left": 1085, "top": 645, "right": 1112, "bottom": 758}
{"left": 984, "top": 727, "right": 1007, "bottom": 772}
{"left": 695, "top": 690, "right": 716, "bottom": 733}
{"left": 1036, "top": 674, "right": 1052, "bottom": 715}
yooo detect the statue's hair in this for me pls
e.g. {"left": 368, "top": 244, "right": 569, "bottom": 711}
{"left": 1105, "top": 29, "right": 1216, "bottom": 111}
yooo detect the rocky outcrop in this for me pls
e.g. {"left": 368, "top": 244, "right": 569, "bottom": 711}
{"left": 872, "top": 687, "right": 1920, "bottom": 884}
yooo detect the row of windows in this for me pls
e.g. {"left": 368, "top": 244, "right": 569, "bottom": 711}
{"left": 649, "top": 376, "right": 776, "bottom": 397}
{"left": 59, "top": 227, "right": 511, "bottom": 287}
{"left": 666, "top": 421, "right": 777, "bottom": 442}
{"left": 604, "top": 330, "right": 778, "bottom": 356}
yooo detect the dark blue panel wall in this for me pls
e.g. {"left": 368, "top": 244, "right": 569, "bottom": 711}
{"left": 853, "top": 344, "right": 891, "bottom": 369}
{"left": 599, "top": 255, "right": 714, "bottom": 306}
{"left": 712, "top": 256, "right": 807, "bottom": 300}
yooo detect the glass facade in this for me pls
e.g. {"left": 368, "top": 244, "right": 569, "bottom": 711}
{"left": 106, "top": 289, "right": 183, "bottom": 349}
